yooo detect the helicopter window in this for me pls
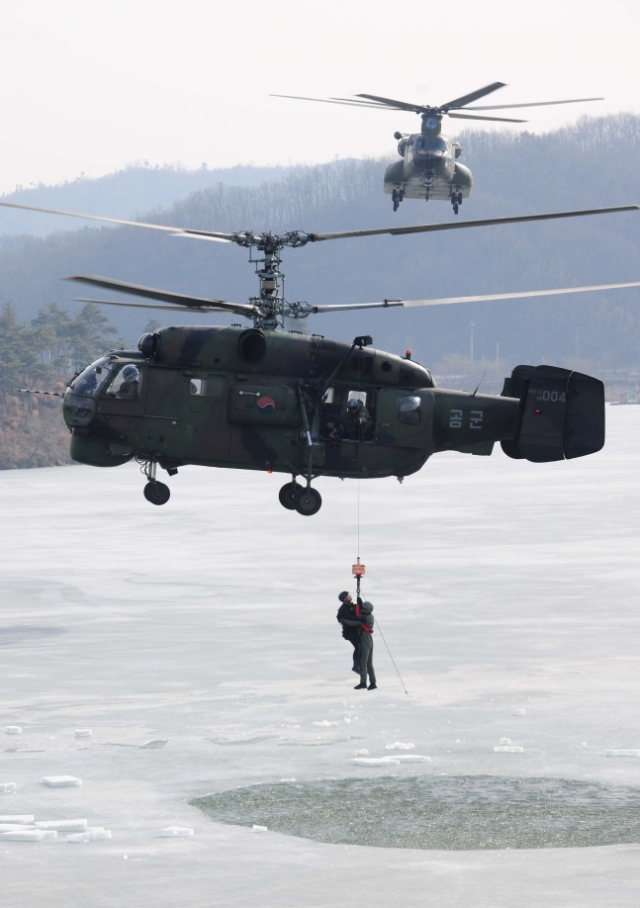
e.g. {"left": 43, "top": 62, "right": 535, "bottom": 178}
{"left": 397, "top": 395, "right": 421, "bottom": 425}
{"left": 71, "top": 358, "right": 115, "bottom": 397}
{"left": 322, "top": 387, "right": 335, "bottom": 404}
{"left": 414, "top": 136, "right": 447, "bottom": 152}
{"left": 190, "top": 378, "right": 206, "bottom": 396}
{"left": 347, "top": 390, "right": 368, "bottom": 406}
{"left": 107, "top": 364, "right": 144, "bottom": 400}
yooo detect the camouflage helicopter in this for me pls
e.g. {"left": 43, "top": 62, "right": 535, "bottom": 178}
{"left": 2, "top": 198, "right": 639, "bottom": 516}
{"left": 272, "top": 84, "right": 602, "bottom": 212}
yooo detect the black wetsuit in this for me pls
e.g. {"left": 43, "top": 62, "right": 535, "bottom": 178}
{"left": 337, "top": 601, "right": 360, "bottom": 671}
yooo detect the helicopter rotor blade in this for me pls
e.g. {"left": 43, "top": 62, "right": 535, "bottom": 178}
{"left": 0, "top": 200, "right": 235, "bottom": 242}
{"left": 270, "top": 94, "right": 397, "bottom": 110}
{"left": 466, "top": 97, "right": 604, "bottom": 111}
{"left": 447, "top": 112, "right": 527, "bottom": 123}
{"left": 355, "top": 93, "right": 429, "bottom": 113}
{"left": 308, "top": 205, "right": 640, "bottom": 243}
{"left": 71, "top": 298, "right": 237, "bottom": 314}
{"left": 64, "top": 276, "right": 257, "bottom": 316}
{"left": 441, "top": 82, "right": 507, "bottom": 110}
{"left": 313, "top": 281, "right": 640, "bottom": 313}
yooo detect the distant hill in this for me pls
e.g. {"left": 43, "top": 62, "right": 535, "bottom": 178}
{"left": 1, "top": 114, "right": 640, "bottom": 374}
{"left": 0, "top": 163, "right": 291, "bottom": 237}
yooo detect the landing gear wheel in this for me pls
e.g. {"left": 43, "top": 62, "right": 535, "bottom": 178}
{"left": 295, "top": 487, "right": 322, "bottom": 516}
{"left": 393, "top": 199, "right": 399, "bottom": 212}
{"left": 278, "top": 481, "right": 299, "bottom": 510}
{"left": 453, "top": 202, "right": 459, "bottom": 215}
{"left": 144, "top": 481, "right": 170, "bottom": 506}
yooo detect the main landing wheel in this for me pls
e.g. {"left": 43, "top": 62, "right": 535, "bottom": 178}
{"left": 278, "top": 481, "right": 299, "bottom": 510}
{"left": 453, "top": 202, "right": 459, "bottom": 215}
{"left": 144, "top": 480, "right": 171, "bottom": 506}
{"left": 295, "top": 487, "right": 322, "bottom": 516}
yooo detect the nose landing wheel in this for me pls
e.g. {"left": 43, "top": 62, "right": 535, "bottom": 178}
{"left": 452, "top": 191, "right": 462, "bottom": 215}
{"left": 144, "top": 480, "right": 171, "bottom": 506}
{"left": 141, "top": 459, "right": 171, "bottom": 506}
{"left": 392, "top": 188, "right": 404, "bottom": 212}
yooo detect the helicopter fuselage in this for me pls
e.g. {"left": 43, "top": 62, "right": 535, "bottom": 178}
{"left": 61, "top": 325, "right": 604, "bottom": 514}
{"left": 385, "top": 129, "right": 473, "bottom": 204}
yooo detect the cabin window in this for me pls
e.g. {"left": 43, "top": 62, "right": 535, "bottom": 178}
{"left": 322, "top": 387, "right": 335, "bottom": 404}
{"left": 190, "top": 378, "right": 207, "bottom": 396}
{"left": 397, "top": 395, "right": 421, "bottom": 425}
{"left": 107, "top": 364, "right": 144, "bottom": 400}
{"left": 347, "top": 390, "right": 368, "bottom": 406}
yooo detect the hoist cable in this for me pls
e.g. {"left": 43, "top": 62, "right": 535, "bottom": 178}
{"left": 375, "top": 619, "right": 410, "bottom": 696}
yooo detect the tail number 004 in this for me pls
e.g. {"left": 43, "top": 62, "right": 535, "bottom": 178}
{"left": 449, "top": 409, "right": 484, "bottom": 429}
{"left": 535, "top": 390, "right": 566, "bottom": 403}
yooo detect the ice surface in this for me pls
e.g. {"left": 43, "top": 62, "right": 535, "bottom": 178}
{"left": 312, "top": 720, "right": 338, "bottom": 727}
{"left": 352, "top": 757, "right": 400, "bottom": 765}
{"left": 74, "top": 729, "right": 92, "bottom": 738}
{"left": 513, "top": 709, "right": 526, "bottom": 716}
{"left": 35, "top": 819, "right": 87, "bottom": 832}
{"left": 606, "top": 750, "right": 640, "bottom": 757}
{"left": 353, "top": 749, "right": 369, "bottom": 756}
{"left": 385, "top": 742, "right": 415, "bottom": 750}
{"left": 159, "top": 827, "right": 194, "bottom": 837}
{"left": 2, "top": 407, "right": 640, "bottom": 905}
{"left": 42, "top": 776, "right": 82, "bottom": 788}
{"left": 0, "top": 782, "right": 17, "bottom": 793}
{"left": 494, "top": 745, "right": 525, "bottom": 753}
{"left": 4, "top": 726, "right": 22, "bottom": 734}
{"left": 0, "top": 815, "right": 34, "bottom": 823}
{"left": 252, "top": 825, "right": 268, "bottom": 832}
{"left": 499, "top": 737, "right": 512, "bottom": 744}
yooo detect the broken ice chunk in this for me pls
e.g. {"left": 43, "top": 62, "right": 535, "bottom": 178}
{"left": 313, "top": 721, "right": 338, "bottom": 727}
{"left": 605, "top": 749, "right": 640, "bottom": 757}
{"left": 494, "top": 745, "right": 524, "bottom": 753}
{"left": 252, "top": 825, "right": 268, "bottom": 832}
{"left": 280, "top": 778, "right": 296, "bottom": 782}
{"left": 0, "top": 829, "right": 52, "bottom": 841}
{"left": 4, "top": 726, "right": 22, "bottom": 735}
{"left": 384, "top": 742, "right": 415, "bottom": 751}
{"left": 500, "top": 738, "right": 512, "bottom": 745}
{"left": 42, "top": 776, "right": 82, "bottom": 788}
{"left": 139, "top": 739, "right": 168, "bottom": 749}
{"left": 0, "top": 824, "right": 38, "bottom": 831}
{"left": 159, "top": 827, "right": 194, "bottom": 837}
{"left": 352, "top": 757, "right": 400, "bottom": 765}
{"left": 36, "top": 819, "right": 87, "bottom": 833}
{"left": 74, "top": 729, "right": 92, "bottom": 738}
{"left": 513, "top": 709, "right": 526, "bottom": 716}
{"left": 0, "top": 783, "right": 17, "bottom": 794}
{"left": 353, "top": 749, "right": 369, "bottom": 756}
{"left": 0, "top": 815, "right": 34, "bottom": 824}
{"left": 68, "top": 828, "right": 112, "bottom": 842}
{"left": 393, "top": 754, "right": 430, "bottom": 763}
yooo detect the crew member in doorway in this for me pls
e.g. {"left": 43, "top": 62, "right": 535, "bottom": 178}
{"left": 342, "top": 601, "right": 377, "bottom": 690}
{"left": 337, "top": 591, "right": 360, "bottom": 674}
{"left": 345, "top": 397, "right": 371, "bottom": 440}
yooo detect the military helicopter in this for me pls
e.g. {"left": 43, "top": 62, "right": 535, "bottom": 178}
{"left": 1, "top": 198, "right": 639, "bottom": 516}
{"left": 272, "top": 84, "right": 602, "bottom": 212}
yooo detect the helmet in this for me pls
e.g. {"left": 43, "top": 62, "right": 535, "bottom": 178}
{"left": 347, "top": 398, "right": 360, "bottom": 411}
{"left": 121, "top": 364, "right": 139, "bottom": 379}
{"left": 360, "top": 601, "right": 373, "bottom": 614}
{"left": 338, "top": 591, "right": 350, "bottom": 602}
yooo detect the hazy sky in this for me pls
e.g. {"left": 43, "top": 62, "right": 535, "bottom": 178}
{"left": 2, "top": 0, "right": 640, "bottom": 194}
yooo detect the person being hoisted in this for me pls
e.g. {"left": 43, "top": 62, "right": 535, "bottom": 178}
{"left": 337, "top": 591, "right": 361, "bottom": 675}
{"left": 341, "top": 600, "right": 377, "bottom": 690}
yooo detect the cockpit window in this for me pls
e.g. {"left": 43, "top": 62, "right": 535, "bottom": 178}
{"left": 107, "top": 364, "right": 144, "bottom": 400}
{"left": 414, "top": 136, "right": 447, "bottom": 152}
{"left": 71, "top": 358, "right": 115, "bottom": 397}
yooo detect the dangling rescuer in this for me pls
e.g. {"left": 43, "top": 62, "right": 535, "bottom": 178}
{"left": 340, "top": 598, "right": 377, "bottom": 690}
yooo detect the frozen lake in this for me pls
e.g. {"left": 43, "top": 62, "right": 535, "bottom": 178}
{"left": 2, "top": 405, "right": 640, "bottom": 906}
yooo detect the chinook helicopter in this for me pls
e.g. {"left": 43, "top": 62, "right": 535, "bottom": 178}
{"left": 1, "top": 198, "right": 640, "bottom": 516}
{"left": 272, "top": 84, "right": 602, "bottom": 212}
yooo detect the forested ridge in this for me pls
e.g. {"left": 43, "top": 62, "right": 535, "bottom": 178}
{"left": 1, "top": 114, "right": 640, "bottom": 468}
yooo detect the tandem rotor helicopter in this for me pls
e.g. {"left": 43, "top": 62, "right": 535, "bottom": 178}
{"left": 2, "top": 198, "right": 640, "bottom": 515}
{"left": 272, "top": 83, "right": 602, "bottom": 212}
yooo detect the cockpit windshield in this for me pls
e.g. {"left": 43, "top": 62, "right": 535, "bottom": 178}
{"left": 71, "top": 358, "right": 115, "bottom": 398}
{"left": 414, "top": 136, "right": 447, "bottom": 152}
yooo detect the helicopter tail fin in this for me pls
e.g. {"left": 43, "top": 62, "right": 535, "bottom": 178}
{"left": 500, "top": 365, "right": 604, "bottom": 462}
